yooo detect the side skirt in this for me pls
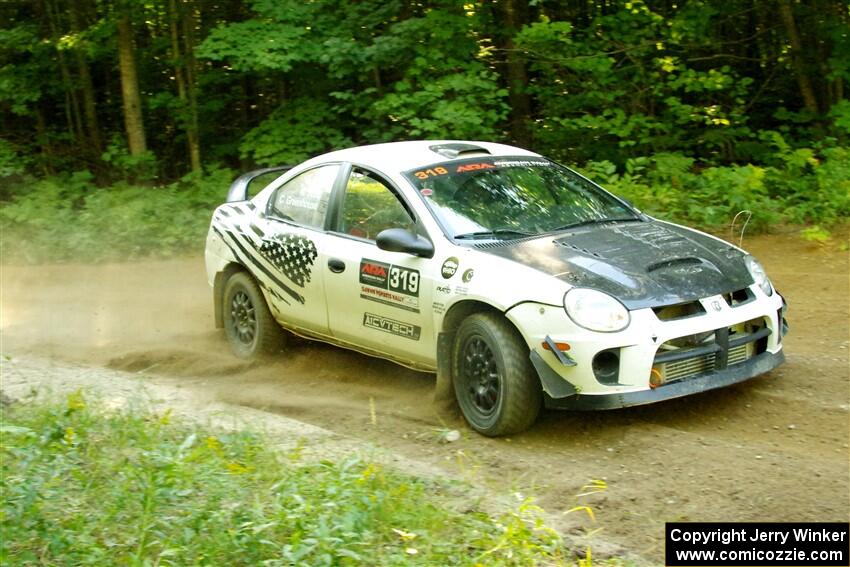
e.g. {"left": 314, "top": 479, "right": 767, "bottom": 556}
{"left": 279, "top": 321, "right": 438, "bottom": 374}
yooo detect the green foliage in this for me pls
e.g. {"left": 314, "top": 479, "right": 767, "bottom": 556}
{"left": 580, "top": 145, "right": 850, "bottom": 231}
{"left": 4, "top": 141, "right": 847, "bottom": 264}
{"left": 100, "top": 136, "right": 158, "bottom": 183}
{"left": 0, "top": 138, "right": 25, "bottom": 178}
{"left": 0, "top": 168, "right": 234, "bottom": 263}
{"left": 239, "top": 98, "right": 352, "bottom": 166}
{"left": 1, "top": 0, "right": 847, "bottom": 250}
{"left": 1, "top": 395, "right": 567, "bottom": 565}
{"left": 514, "top": 5, "right": 762, "bottom": 164}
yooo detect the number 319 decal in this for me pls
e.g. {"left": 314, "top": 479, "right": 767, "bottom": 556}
{"left": 389, "top": 265, "right": 419, "bottom": 295}
{"left": 359, "top": 259, "right": 420, "bottom": 297}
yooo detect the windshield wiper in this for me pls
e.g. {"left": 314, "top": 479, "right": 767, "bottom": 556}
{"left": 552, "top": 217, "right": 642, "bottom": 231}
{"left": 453, "top": 228, "right": 536, "bottom": 240}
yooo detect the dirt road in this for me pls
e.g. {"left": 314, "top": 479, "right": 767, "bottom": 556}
{"left": 2, "top": 232, "right": 848, "bottom": 562}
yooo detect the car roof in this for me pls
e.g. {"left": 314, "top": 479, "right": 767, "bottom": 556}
{"left": 300, "top": 140, "right": 542, "bottom": 173}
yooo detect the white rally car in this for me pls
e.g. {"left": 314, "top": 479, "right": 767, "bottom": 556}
{"left": 205, "top": 141, "right": 788, "bottom": 436}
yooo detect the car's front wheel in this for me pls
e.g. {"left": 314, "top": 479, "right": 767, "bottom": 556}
{"left": 223, "top": 272, "right": 285, "bottom": 358}
{"left": 452, "top": 313, "right": 541, "bottom": 436}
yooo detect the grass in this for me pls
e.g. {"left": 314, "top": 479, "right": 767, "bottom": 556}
{"left": 1, "top": 392, "right": 571, "bottom": 566}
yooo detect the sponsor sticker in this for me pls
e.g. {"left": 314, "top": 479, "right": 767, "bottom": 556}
{"left": 435, "top": 284, "right": 451, "bottom": 294}
{"left": 360, "top": 259, "right": 390, "bottom": 287}
{"left": 456, "top": 162, "right": 496, "bottom": 173}
{"left": 363, "top": 312, "right": 421, "bottom": 340}
{"left": 360, "top": 259, "right": 420, "bottom": 312}
{"left": 441, "top": 257, "right": 459, "bottom": 279}
{"left": 462, "top": 268, "right": 474, "bottom": 283}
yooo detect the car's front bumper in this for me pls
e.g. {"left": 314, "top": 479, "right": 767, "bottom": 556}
{"left": 543, "top": 348, "right": 784, "bottom": 409}
{"left": 507, "top": 283, "right": 787, "bottom": 406}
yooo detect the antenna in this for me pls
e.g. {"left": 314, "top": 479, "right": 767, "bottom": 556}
{"left": 730, "top": 210, "right": 752, "bottom": 248}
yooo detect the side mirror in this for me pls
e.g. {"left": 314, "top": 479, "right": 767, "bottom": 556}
{"left": 376, "top": 228, "right": 435, "bottom": 258}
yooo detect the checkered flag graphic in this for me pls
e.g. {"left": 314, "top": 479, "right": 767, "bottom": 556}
{"left": 258, "top": 234, "right": 318, "bottom": 288}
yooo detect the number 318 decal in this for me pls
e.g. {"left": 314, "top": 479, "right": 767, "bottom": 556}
{"left": 413, "top": 167, "right": 447, "bottom": 180}
{"left": 389, "top": 265, "right": 419, "bottom": 295}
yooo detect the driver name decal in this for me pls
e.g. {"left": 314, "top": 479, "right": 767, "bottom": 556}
{"left": 363, "top": 313, "right": 421, "bottom": 340}
{"left": 360, "top": 259, "right": 420, "bottom": 312}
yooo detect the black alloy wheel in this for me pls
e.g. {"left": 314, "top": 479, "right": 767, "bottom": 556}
{"left": 459, "top": 336, "right": 501, "bottom": 417}
{"left": 222, "top": 271, "right": 285, "bottom": 358}
{"left": 452, "top": 312, "right": 542, "bottom": 436}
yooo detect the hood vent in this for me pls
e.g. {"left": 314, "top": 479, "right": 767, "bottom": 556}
{"left": 646, "top": 257, "right": 704, "bottom": 273}
{"left": 553, "top": 239, "right": 603, "bottom": 258}
{"left": 471, "top": 235, "right": 540, "bottom": 249}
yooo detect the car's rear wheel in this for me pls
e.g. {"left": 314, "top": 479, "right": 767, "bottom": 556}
{"left": 452, "top": 312, "right": 541, "bottom": 436}
{"left": 223, "top": 272, "right": 285, "bottom": 358}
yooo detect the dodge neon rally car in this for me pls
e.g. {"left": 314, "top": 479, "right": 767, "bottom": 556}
{"left": 205, "top": 140, "right": 788, "bottom": 436}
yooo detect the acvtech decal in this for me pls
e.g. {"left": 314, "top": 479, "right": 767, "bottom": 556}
{"left": 363, "top": 312, "right": 421, "bottom": 340}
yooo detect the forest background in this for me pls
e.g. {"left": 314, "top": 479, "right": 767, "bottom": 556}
{"left": 1, "top": 0, "right": 848, "bottom": 261}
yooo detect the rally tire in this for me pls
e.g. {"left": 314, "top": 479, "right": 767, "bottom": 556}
{"left": 222, "top": 271, "right": 286, "bottom": 359}
{"left": 452, "top": 312, "right": 541, "bottom": 436}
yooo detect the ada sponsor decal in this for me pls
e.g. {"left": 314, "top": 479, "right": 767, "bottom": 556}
{"left": 441, "top": 257, "right": 459, "bottom": 279}
{"left": 360, "top": 259, "right": 390, "bottom": 287}
{"left": 435, "top": 284, "right": 451, "bottom": 294}
{"left": 461, "top": 268, "right": 474, "bottom": 283}
{"left": 363, "top": 312, "right": 421, "bottom": 340}
{"left": 456, "top": 162, "right": 496, "bottom": 173}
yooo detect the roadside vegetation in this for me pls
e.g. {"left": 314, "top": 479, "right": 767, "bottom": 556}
{"left": 1, "top": 1, "right": 849, "bottom": 262}
{"left": 2, "top": 140, "right": 847, "bottom": 263}
{"left": 1, "top": 393, "right": 576, "bottom": 566}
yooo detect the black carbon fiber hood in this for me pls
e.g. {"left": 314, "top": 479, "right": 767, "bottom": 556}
{"left": 477, "top": 220, "right": 753, "bottom": 309}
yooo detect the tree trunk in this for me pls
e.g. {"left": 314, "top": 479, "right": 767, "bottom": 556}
{"left": 183, "top": 1, "right": 201, "bottom": 173}
{"left": 44, "top": 0, "right": 84, "bottom": 143}
{"left": 117, "top": 8, "right": 147, "bottom": 156}
{"left": 69, "top": 1, "right": 102, "bottom": 154}
{"left": 35, "top": 105, "right": 54, "bottom": 176}
{"left": 169, "top": 0, "right": 201, "bottom": 173}
{"left": 778, "top": 0, "right": 819, "bottom": 113}
{"left": 499, "top": 0, "right": 532, "bottom": 147}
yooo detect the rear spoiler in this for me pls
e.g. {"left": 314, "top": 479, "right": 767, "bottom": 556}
{"left": 226, "top": 166, "right": 293, "bottom": 202}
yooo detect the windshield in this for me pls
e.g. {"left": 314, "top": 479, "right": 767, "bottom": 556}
{"left": 404, "top": 157, "right": 638, "bottom": 239}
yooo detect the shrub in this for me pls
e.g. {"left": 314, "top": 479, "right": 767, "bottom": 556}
{"left": 0, "top": 167, "right": 234, "bottom": 263}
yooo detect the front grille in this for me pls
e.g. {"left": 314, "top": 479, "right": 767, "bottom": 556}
{"left": 653, "top": 300, "right": 705, "bottom": 321}
{"left": 652, "top": 318, "right": 770, "bottom": 385}
{"left": 662, "top": 343, "right": 750, "bottom": 382}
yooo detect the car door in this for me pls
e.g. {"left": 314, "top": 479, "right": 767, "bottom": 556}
{"left": 323, "top": 166, "right": 437, "bottom": 367}
{"left": 255, "top": 163, "right": 344, "bottom": 334}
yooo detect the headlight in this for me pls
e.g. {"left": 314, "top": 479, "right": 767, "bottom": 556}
{"left": 744, "top": 256, "right": 773, "bottom": 296}
{"left": 563, "top": 288, "right": 630, "bottom": 332}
